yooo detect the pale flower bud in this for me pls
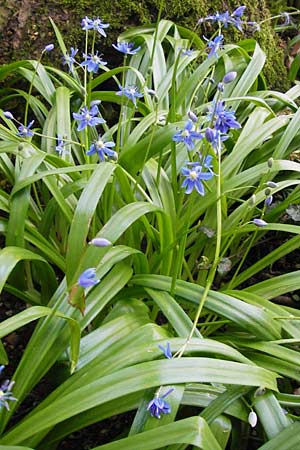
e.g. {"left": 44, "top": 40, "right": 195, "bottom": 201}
{"left": 248, "top": 411, "right": 258, "bottom": 428}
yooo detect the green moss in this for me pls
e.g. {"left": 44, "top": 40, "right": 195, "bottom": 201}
{"left": 0, "top": 0, "right": 289, "bottom": 90}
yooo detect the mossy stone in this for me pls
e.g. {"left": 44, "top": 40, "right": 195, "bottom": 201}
{"left": 0, "top": 0, "right": 289, "bottom": 90}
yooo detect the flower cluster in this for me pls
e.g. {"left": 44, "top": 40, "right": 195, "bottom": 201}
{"left": 198, "top": 6, "right": 257, "bottom": 31}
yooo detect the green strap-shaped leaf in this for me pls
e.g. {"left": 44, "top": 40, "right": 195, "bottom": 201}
{"left": 0, "top": 306, "right": 80, "bottom": 374}
{"left": 0, "top": 246, "right": 48, "bottom": 294}
{"left": 91, "top": 417, "right": 222, "bottom": 450}
{"left": 0, "top": 358, "right": 277, "bottom": 444}
{"left": 258, "top": 422, "right": 300, "bottom": 449}
{"left": 66, "top": 162, "right": 116, "bottom": 285}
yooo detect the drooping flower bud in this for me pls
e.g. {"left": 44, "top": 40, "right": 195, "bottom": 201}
{"left": 266, "top": 181, "right": 278, "bottom": 188}
{"left": 3, "top": 111, "right": 14, "bottom": 120}
{"left": 89, "top": 237, "right": 112, "bottom": 247}
{"left": 187, "top": 110, "right": 198, "bottom": 123}
{"left": 223, "top": 71, "right": 237, "bottom": 84}
{"left": 253, "top": 218, "right": 268, "bottom": 227}
{"left": 44, "top": 44, "right": 54, "bottom": 52}
{"left": 267, "top": 158, "right": 274, "bottom": 168}
{"left": 248, "top": 411, "right": 258, "bottom": 428}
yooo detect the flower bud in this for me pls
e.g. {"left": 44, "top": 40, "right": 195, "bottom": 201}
{"left": 3, "top": 111, "right": 14, "bottom": 120}
{"left": 187, "top": 110, "right": 198, "bottom": 123}
{"left": 223, "top": 71, "right": 237, "bottom": 84}
{"left": 205, "top": 127, "right": 215, "bottom": 143}
{"left": 248, "top": 411, "right": 258, "bottom": 428}
{"left": 89, "top": 237, "right": 112, "bottom": 247}
{"left": 265, "top": 195, "right": 273, "bottom": 207}
{"left": 266, "top": 181, "right": 278, "bottom": 188}
{"left": 267, "top": 158, "right": 274, "bottom": 168}
{"left": 253, "top": 218, "right": 268, "bottom": 227}
{"left": 44, "top": 44, "right": 54, "bottom": 52}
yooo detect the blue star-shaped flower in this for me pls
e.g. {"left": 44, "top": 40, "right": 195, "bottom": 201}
{"left": 86, "top": 135, "right": 116, "bottom": 161}
{"left": 203, "top": 34, "right": 224, "bottom": 58}
{"left": 17, "top": 120, "right": 34, "bottom": 138}
{"left": 181, "top": 162, "right": 214, "bottom": 195}
{"left": 73, "top": 105, "right": 106, "bottom": 131}
{"left": 63, "top": 47, "right": 78, "bottom": 73}
{"left": 78, "top": 268, "right": 100, "bottom": 288}
{"left": 0, "top": 366, "right": 17, "bottom": 411}
{"left": 116, "top": 85, "right": 143, "bottom": 106}
{"left": 112, "top": 42, "right": 141, "bottom": 55}
{"left": 207, "top": 101, "right": 241, "bottom": 134}
{"left": 81, "top": 52, "right": 107, "bottom": 73}
{"left": 147, "top": 388, "right": 174, "bottom": 419}
{"left": 172, "top": 120, "right": 203, "bottom": 151}
{"left": 81, "top": 16, "right": 109, "bottom": 37}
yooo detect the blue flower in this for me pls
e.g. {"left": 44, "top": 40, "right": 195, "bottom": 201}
{"left": 73, "top": 105, "right": 106, "bottom": 131}
{"left": 17, "top": 120, "right": 34, "bottom": 138}
{"left": 116, "top": 85, "right": 144, "bottom": 106}
{"left": 81, "top": 52, "right": 107, "bottom": 73}
{"left": 181, "top": 162, "right": 214, "bottom": 195}
{"left": 180, "top": 48, "right": 194, "bottom": 56}
{"left": 204, "top": 34, "right": 224, "bottom": 58}
{"left": 147, "top": 388, "right": 174, "bottom": 419}
{"left": 81, "top": 16, "right": 109, "bottom": 37}
{"left": 78, "top": 268, "right": 99, "bottom": 288}
{"left": 112, "top": 42, "right": 141, "bottom": 55}
{"left": 158, "top": 342, "right": 172, "bottom": 359}
{"left": 198, "top": 6, "right": 247, "bottom": 31}
{"left": 205, "top": 127, "right": 228, "bottom": 152}
{"left": 55, "top": 137, "right": 69, "bottom": 156}
{"left": 172, "top": 120, "right": 203, "bottom": 151}
{"left": 207, "top": 101, "right": 241, "bottom": 134}
{"left": 86, "top": 135, "right": 116, "bottom": 161}
{"left": 0, "top": 367, "right": 17, "bottom": 411}
{"left": 63, "top": 47, "right": 78, "bottom": 73}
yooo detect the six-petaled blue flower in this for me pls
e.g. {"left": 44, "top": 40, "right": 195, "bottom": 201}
{"left": 116, "top": 85, "right": 144, "bottom": 106}
{"left": 207, "top": 101, "right": 241, "bottom": 134}
{"left": 63, "top": 47, "right": 78, "bottom": 73}
{"left": 112, "top": 42, "right": 141, "bottom": 55}
{"left": 0, "top": 366, "right": 17, "bottom": 411}
{"left": 73, "top": 105, "right": 106, "bottom": 131}
{"left": 81, "top": 52, "right": 107, "bottom": 73}
{"left": 17, "top": 120, "right": 34, "bottom": 138}
{"left": 181, "top": 162, "right": 214, "bottom": 195}
{"left": 81, "top": 17, "right": 109, "bottom": 37}
{"left": 147, "top": 388, "right": 174, "bottom": 419}
{"left": 78, "top": 268, "right": 100, "bottom": 288}
{"left": 204, "top": 34, "right": 224, "bottom": 58}
{"left": 55, "top": 137, "right": 68, "bottom": 156}
{"left": 86, "top": 135, "right": 116, "bottom": 161}
{"left": 172, "top": 120, "right": 203, "bottom": 151}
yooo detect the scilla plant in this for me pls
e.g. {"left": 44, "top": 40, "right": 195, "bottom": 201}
{"left": 1, "top": 5, "right": 300, "bottom": 449}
